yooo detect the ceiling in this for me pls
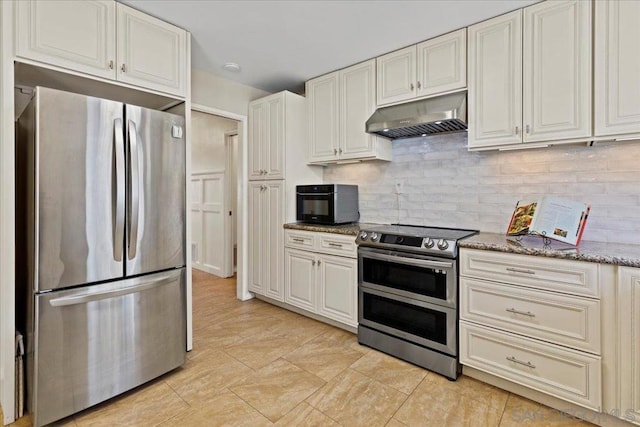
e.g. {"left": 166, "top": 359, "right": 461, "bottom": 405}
{"left": 121, "top": 0, "right": 539, "bottom": 94}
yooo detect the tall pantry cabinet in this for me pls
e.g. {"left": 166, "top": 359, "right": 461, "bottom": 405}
{"left": 247, "top": 91, "right": 322, "bottom": 301}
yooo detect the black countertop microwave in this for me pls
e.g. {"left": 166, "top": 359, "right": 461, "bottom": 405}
{"left": 296, "top": 184, "right": 359, "bottom": 225}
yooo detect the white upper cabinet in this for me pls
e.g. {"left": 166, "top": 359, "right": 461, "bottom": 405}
{"left": 15, "top": 0, "right": 188, "bottom": 97}
{"left": 594, "top": 0, "right": 640, "bottom": 139}
{"left": 248, "top": 92, "right": 289, "bottom": 180}
{"left": 416, "top": 29, "right": 466, "bottom": 98}
{"left": 523, "top": 0, "right": 592, "bottom": 143}
{"left": 307, "top": 73, "right": 340, "bottom": 162}
{"left": 468, "top": 0, "right": 591, "bottom": 149}
{"left": 307, "top": 60, "right": 391, "bottom": 164}
{"left": 116, "top": 4, "right": 187, "bottom": 96}
{"left": 376, "top": 29, "right": 466, "bottom": 106}
{"left": 16, "top": 0, "right": 116, "bottom": 79}
{"left": 468, "top": 10, "right": 523, "bottom": 148}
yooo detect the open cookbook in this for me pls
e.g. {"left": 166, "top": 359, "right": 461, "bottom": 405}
{"left": 506, "top": 196, "right": 590, "bottom": 246}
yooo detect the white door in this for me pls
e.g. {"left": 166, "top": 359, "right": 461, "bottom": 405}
{"left": 617, "top": 267, "right": 640, "bottom": 424}
{"left": 317, "top": 254, "right": 357, "bottom": 327}
{"left": 116, "top": 3, "right": 187, "bottom": 96}
{"left": 467, "top": 10, "right": 523, "bottom": 148}
{"left": 376, "top": 45, "right": 417, "bottom": 106}
{"left": 15, "top": 0, "right": 116, "bottom": 79}
{"left": 190, "top": 173, "right": 226, "bottom": 277}
{"left": 264, "top": 181, "right": 284, "bottom": 301}
{"left": 594, "top": 0, "right": 640, "bottom": 138}
{"left": 265, "top": 96, "right": 285, "bottom": 179}
{"left": 248, "top": 100, "right": 266, "bottom": 180}
{"left": 284, "top": 248, "right": 316, "bottom": 312}
{"left": 307, "top": 72, "right": 340, "bottom": 162}
{"left": 523, "top": 0, "right": 592, "bottom": 143}
{"left": 416, "top": 29, "right": 466, "bottom": 97}
{"left": 248, "top": 182, "right": 265, "bottom": 294}
{"left": 340, "top": 60, "right": 377, "bottom": 159}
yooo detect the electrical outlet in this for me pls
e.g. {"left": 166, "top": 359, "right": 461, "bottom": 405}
{"left": 395, "top": 181, "right": 403, "bottom": 194}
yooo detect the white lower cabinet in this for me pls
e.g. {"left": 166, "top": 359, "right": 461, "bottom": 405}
{"left": 617, "top": 267, "right": 640, "bottom": 425}
{"left": 284, "top": 230, "right": 357, "bottom": 328}
{"left": 459, "top": 248, "right": 602, "bottom": 411}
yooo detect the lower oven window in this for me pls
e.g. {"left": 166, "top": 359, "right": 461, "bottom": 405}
{"left": 362, "top": 292, "right": 448, "bottom": 345}
{"left": 362, "top": 257, "right": 447, "bottom": 300}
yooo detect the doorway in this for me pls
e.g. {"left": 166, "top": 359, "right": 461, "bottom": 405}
{"left": 190, "top": 110, "right": 239, "bottom": 279}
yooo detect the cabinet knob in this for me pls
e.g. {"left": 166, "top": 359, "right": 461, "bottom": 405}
{"left": 515, "top": 126, "right": 519, "bottom": 135}
{"left": 410, "top": 83, "right": 414, "bottom": 91}
{"left": 334, "top": 148, "right": 338, "bottom": 155}
{"left": 416, "top": 81, "right": 421, "bottom": 90}
{"left": 121, "top": 64, "right": 127, "bottom": 73}
{"left": 109, "top": 60, "right": 114, "bottom": 70}
{"left": 525, "top": 124, "right": 530, "bottom": 134}
{"left": 312, "top": 260, "right": 316, "bottom": 266}
{"left": 338, "top": 148, "right": 342, "bottom": 154}
{"left": 317, "top": 259, "right": 321, "bottom": 266}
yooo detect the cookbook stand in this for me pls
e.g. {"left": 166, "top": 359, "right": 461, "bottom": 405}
{"left": 510, "top": 231, "right": 579, "bottom": 251}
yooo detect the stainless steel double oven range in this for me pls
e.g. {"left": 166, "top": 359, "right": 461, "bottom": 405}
{"left": 356, "top": 225, "right": 477, "bottom": 380}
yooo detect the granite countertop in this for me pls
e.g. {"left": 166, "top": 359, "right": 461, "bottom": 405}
{"left": 459, "top": 232, "right": 640, "bottom": 268}
{"left": 283, "top": 222, "right": 380, "bottom": 236}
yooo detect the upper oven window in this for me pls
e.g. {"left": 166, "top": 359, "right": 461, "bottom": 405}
{"left": 361, "top": 256, "right": 448, "bottom": 300}
{"left": 303, "top": 198, "right": 329, "bottom": 216}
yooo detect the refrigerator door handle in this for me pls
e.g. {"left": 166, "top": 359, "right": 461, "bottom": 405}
{"left": 128, "top": 120, "right": 140, "bottom": 260}
{"left": 48, "top": 270, "right": 181, "bottom": 307}
{"left": 113, "top": 119, "right": 125, "bottom": 262}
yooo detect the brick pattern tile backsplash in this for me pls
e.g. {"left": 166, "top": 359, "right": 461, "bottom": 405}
{"left": 323, "top": 134, "right": 640, "bottom": 244}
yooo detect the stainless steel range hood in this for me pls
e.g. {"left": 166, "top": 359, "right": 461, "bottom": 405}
{"left": 366, "top": 91, "right": 467, "bottom": 139}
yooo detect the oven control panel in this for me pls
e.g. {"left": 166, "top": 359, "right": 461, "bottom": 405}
{"left": 357, "top": 230, "right": 457, "bottom": 258}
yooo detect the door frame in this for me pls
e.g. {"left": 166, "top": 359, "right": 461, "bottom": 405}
{"left": 190, "top": 104, "right": 251, "bottom": 300}
{"left": 224, "top": 130, "right": 238, "bottom": 278}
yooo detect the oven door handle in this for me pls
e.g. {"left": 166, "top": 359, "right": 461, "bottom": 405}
{"left": 360, "top": 249, "right": 453, "bottom": 269}
{"left": 296, "top": 192, "right": 333, "bottom": 196}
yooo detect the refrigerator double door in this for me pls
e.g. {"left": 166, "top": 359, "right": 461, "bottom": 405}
{"left": 34, "top": 87, "right": 185, "bottom": 292}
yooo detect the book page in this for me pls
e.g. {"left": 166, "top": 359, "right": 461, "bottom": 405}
{"left": 506, "top": 201, "right": 538, "bottom": 235}
{"left": 531, "top": 196, "right": 588, "bottom": 244}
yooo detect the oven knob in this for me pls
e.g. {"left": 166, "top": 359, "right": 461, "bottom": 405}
{"left": 370, "top": 232, "right": 379, "bottom": 242}
{"left": 437, "top": 239, "right": 449, "bottom": 250}
{"left": 359, "top": 231, "right": 369, "bottom": 241}
{"left": 424, "top": 238, "right": 435, "bottom": 248}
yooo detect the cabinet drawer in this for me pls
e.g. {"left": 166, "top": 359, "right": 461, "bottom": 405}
{"left": 461, "top": 277, "right": 601, "bottom": 354}
{"left": 460, "top": 322, "right": 601, "bottom": 411}
{"left": 460, "top": 249, "right": 600, "bottom": 297}
{"left": 317, "top": 234, "right": 357, "bottom": 258}
{"left": 284, "top": 230, "right": 315, "bottom": 249}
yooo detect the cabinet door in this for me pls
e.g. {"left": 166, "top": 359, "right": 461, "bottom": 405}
{"left": 265, "top": 96, "right": 285, "bottom": 179}
{"left": 307, "top": 73, "right": 339, "bottom": 163}
{"left": 15, "top": 0, "right": 116, "bottom": 79}
{"left": 340, "top": 60, "right": 378, "bottom": 159}
{"left": 523, "top": 0, "right": 591, "bottom": 143}
{"left": 416, "top": 29, "right": 466, "bottom": 98}
{"left": 247, "top": 183, "right": 265, "bottom": 294}
{"left": 376, "top": 46, "right": 416, "bottom": 106}
{"left": 284, "top": 248, "right": 316, "bottom": 312}
{"left": 264, "top": 182, "right": 284, "bottom": 301}
{"left": 248, "top": 100, "right": 266, "bottom": 180}
{"left": 467, "top": 10, "right": 522, "bottom": 148}
{"left": 594, "top": 0, "right": 640, "bottom": 138}
{"left": 618, "top": 267, "right": 640, "bottom": 425}
{"left": 116, "top": 3, "right": 187, "bottom": 96}
{"left": 317, "top": 254, "right": 357, "bottom": 327}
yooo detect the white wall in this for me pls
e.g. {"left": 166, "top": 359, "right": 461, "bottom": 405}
{"left": 191, "top": 68, "right": 269, "bottom": 117}
{"left": 324, "top": 133, "right": 640, "bottom": 244}
{"left": 191, "top": 111, "right": 238, "bottom": 173}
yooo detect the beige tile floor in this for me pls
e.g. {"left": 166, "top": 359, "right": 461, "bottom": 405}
{"left": 6, "top": 269, "right": 595, "bottom": 427}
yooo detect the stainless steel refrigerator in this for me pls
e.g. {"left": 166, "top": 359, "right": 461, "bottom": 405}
{"left": 16, "top": 87, "right": 187, "bottom": 427}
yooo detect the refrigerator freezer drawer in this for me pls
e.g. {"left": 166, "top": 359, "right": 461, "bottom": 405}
{"left": 30, "top": 268, "right": 186, "bottom": 427}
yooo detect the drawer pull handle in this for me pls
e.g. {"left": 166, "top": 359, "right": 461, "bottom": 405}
{"left": 292, "top": 238, "right": 305, "bottom": 243}
{"left": 506, "top": 356, "right": 536, "bottom": 369}
{"left": 506, "top": 267, "right": 536, "bottom": 275}
{"left": 328, "top": 243, "right": 343, "bottom": 248}
{"left": 505, "top": 308, "right": 536, "bottom": 317}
